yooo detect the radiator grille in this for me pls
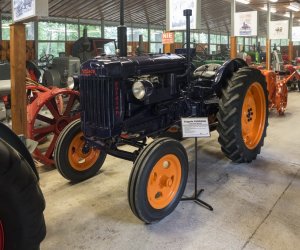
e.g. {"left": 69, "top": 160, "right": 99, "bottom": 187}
{"left": 80, "top": 76, "right": 114, "bottom": 129}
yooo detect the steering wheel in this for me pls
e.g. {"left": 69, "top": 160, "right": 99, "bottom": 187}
{"left": 39, "top": 54, "right": 55, "bottom": 65}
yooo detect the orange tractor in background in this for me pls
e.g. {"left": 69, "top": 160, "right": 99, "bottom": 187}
{"left": 259, "top": 66, "right": 300, "bottom": 115}
{"left": 252, "top": 48, "right": 300, "bottom": 115}
{"left": 261, "top": 70, "right": 288, "bottom": 115}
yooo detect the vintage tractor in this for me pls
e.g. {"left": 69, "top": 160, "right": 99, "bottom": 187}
{"left": 0, "top": 62, "right": 80, "bottom": 165}
{"left": 54, "top": 10, "right": 269, "bottom": 223}
{"left": 260, "top": 70, "right": 288, "bottom": 115}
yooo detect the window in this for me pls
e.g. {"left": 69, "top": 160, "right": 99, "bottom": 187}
{"left": 151, "top": 29, "right": 163, "bottom": 42}
{"left": 258, "top": 37, "right": 266, "bottom": 46}
{"left": 66, "top": 23, "right": 79, "bottom": 41}
{"left": 1, "top": 18, "right": 12, "bottom": 40}
{"left": 210, "top": 45, "right": 217, "bottom": 54}
{"left": 38, "top": 42, "right": 65, "bottom": 58}
{"left": 220, "top": 35, "right": 228, "bottom": 45}
{"left": 104, "top": 26, "right": 118, "bottom": 40}
{"left": 80, "top": 24, "right": 101, "bottom": 38}
{"left": 25, "top": 22, "right": 35, "bottom": 40}
{"left": 150, "top": 29, "right": 163, "bottom": 53}
{"left": 175, "top": 32, "right": 183, "bottom": 43}
{"left": 237, "top": 37, "right": 244, "bottom": 45}
{"left": 245, "top": 38, "right": 251, "bottom": 46}
{"left": 199, "top": 33, "right": 208, "bottom": 44}
{"left": 191, "top": 32, "right": 200, "bottom": 43}
{"left": 150, "top": 43, "right": 163, "bottom": 53}
{"left": 39, "top": 22, "right": 66, "bottom": 41}
{"left": 1, "top": 18, "right": 34, "bottom": 40}
{"left": 127, "top": 28, "right": 148, "bottom": 42}
{"left": 210, "top": 34, "right": 216, "bottom": 44}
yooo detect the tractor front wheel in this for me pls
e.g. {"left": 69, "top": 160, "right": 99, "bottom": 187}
{"left": 54, "top": 119, "right": 106, "bottom": 182}
{"left": 128, "top": 138, "right": 188, "bottom": 223}
{"left": 217, "top": 67, "right": 268, "bottom": 163}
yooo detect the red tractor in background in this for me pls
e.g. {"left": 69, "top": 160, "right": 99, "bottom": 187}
{"left": 252, "top": 47, "right": 300, "bottom": 116}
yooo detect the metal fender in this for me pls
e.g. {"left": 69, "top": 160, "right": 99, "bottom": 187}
{"left": 212, "top": 58, "right": 248, "bottom": 95}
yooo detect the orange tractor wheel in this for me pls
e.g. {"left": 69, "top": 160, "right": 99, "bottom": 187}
{"left": 128, "top": 138, "right": 188, "bottom": 223}
{"left": 217, "top": 67, "right": 268, "bottom": 163}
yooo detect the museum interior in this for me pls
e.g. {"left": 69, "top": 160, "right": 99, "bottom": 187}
{"left": 0, "top": 0, "right": 300, "bottom": 249}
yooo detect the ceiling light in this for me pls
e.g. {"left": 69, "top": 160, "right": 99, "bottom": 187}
{"left": 269, "top": 0, "right": 278, "bottom": 2}
{"left": 236, "top": 0, "right": 250, "bottom": 4}
{"left": 287, "top": 2, "right": 300, "bottom": 12}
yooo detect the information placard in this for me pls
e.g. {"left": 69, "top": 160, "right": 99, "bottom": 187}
{"left": 181, "top": 117, "right": 210, "bottom": 138}
{"left": 166, "top": 0, "right": 200, "bottom": 31}
{"left": 234, "top": 11, "right": 257, "bottom": 37}
{"left": 12, "top": 0, "right": 48, "bottom": 23}
{"left": 292, "top": 26, "right": 300, "bottom": 42}
{"left": 269, "top": 20, "right": 289, "bottom": 40}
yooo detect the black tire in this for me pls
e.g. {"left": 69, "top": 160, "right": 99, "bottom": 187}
{"left": 217, "top": 67, "right": 268, "bottom": 163}
{"left": 54, "top": 119, "right": 106, "bottom": 182}
{"left": 0, "top": 139, "right": 46, "bottom": 250}
{"left": 128, "top": 138, "right": 188, "bottom": 223}
{"left": 298, "top": 81, "right": 300, "bottom": 92}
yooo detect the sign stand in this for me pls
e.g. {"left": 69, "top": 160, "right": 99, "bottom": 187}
{"left": 180, "top": 118, "right": 213, "bottom": 211}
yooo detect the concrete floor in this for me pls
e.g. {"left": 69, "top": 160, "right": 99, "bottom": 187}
{"left": 39, "top": 91, "right": 300, "bottom": 250}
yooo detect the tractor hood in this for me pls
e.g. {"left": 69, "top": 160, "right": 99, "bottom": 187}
{"left": 80, "top": 54, "right": 187, "bottom": 78}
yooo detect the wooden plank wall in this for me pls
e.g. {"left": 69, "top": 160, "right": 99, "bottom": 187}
{"left": 0, "top": 40, "right": 36, "bottom": 61}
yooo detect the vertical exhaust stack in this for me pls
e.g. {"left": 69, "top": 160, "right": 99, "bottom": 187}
{"left": 184, "top": 9, "right": 192, "bottom": 91}
{"left": 117, "top": 0, "right": 127, "bottom": 57}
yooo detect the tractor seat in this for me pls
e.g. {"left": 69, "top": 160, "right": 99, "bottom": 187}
{"left": 0, "top": 80, "right": 11, "bottom": 96}
{"left": 193, "top": 63, "right": 221, "bottom": 79}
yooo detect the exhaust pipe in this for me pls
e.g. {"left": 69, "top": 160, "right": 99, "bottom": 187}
{"left": 117, "top": 0, "right": 127, "bottom": 57}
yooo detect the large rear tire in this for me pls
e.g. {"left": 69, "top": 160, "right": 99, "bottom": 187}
{"left": 54, "top": 119, "right": 106, "bottom": 182}
{"left": 0, "top": 139, "right": 46, "bottom": 250}
{"left": 217, "top": 67, "right": 268, "bottom": 163}
{"left": 128, "top": 138, "right": 188, "bottom": 223}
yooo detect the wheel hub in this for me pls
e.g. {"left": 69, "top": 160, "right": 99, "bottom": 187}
{"left": 147, "top": 154, "right": 181, "bottom": 209}
{"left": 68, "top": 132, "right": 101, "bottom": 171}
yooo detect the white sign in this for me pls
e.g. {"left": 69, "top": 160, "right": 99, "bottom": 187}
{"left": 292, "top": 26, "right": 300, "bottom": 42}
{"left": 270, "top": 20, "right": 289, "bottom": 40}
{"left": 234, "top": 11, "right": 257, "bottom": 37}
{"left": 12, "top": 0, "right": 48, "bottom": 23}
{"left": 166, "top": 0, "right": 200, "bottom": 31}
{"left": 181, "top": 117, "right": 210, "bottom": 138}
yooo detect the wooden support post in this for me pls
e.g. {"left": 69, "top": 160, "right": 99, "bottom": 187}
{"left": 230, "top": 36, "right": 237, "bottom": 59}
{"left": 10, "top": 23, "right": 27, "bottom": 136}
{"left": 266, "top": 39, "right": 271, "bottom": 70}
{"left": 288, "top": 41, "right": 293, "bottom": 62}
{"left": 164, "top": 44, "right": 171, "bottom": 53}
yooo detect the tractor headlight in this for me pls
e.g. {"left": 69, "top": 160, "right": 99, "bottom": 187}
{"left": 132, "top": 80, "right": 153, "bottom": 100}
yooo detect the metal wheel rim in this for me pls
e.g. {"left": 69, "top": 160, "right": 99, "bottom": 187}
{"left": 28, "top": 89, "right": 80, "bottom": 165}
{"left": 147, "top": 154, "right": 182, "bottom": 209}
{"left": 68, "top": 132, "right": 101, "bottom": 171}
{"left": 241, "top": 82, "right": 266, "bottom": 150}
